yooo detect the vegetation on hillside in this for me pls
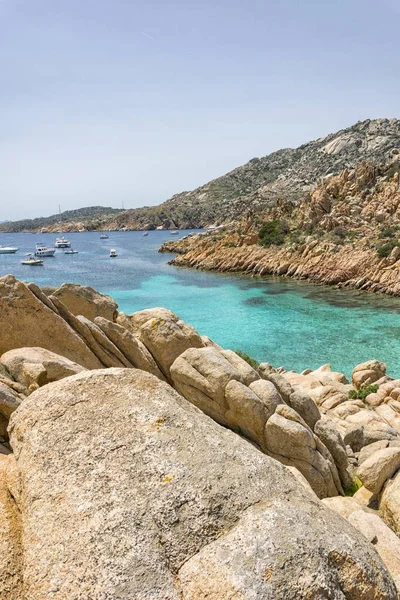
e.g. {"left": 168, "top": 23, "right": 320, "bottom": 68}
{"left": 377, "top": 240, "right": 400, "bottom": 258}
{"left": 0, "top": 206, "right": 123, "bottom": 233}
{"left": 258, "top": 220, "right": 289, "bottom": 247}
{"left": 348, "top": 385, "right": 379, "bottom": 401}
{"left": 235, "top": 350, "right": 260, "bottom": 370}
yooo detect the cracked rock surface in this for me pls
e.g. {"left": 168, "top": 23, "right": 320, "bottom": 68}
{"left": 3, "top": 369, "right": 397, "bottom": 599}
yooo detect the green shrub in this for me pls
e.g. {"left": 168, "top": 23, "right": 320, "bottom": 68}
{"left": 377, "top": 240, "right": 400, "bottom": 258}
{"left": 380, "top": 225, "right": 399, "bottom": 239}
{"left": 344, "top": 476, "right": 363, "bottom": 497}
{"left": 348, "top": 384, "right": 379, "bottom": 401}
{"left": 387, "top": 164, "right": 400, "bottom": 179}
{"left": 304, "top": 223, "right": 314, "bottom": 235}
{"left": 258, "top": 220, "right": 288, "bottom": 247}
{"left": 235, "top": 350, "right": 260, "bottom": 370}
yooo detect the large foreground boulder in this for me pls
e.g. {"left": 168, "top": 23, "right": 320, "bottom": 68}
{"left": 50, "top": 283, "right": 118, "bottom": 322}
{"left": 171, "top": 347, "right": 343, "bottom": 497}
{"left": 0, "top": 347, "right": 86, "bottom": 392}
{"left": 0, "top": 454, "right": 22, "bottom": 600}
{"left": 5, "top": 369, "right": 396, "bottom": 599}
{"left": 123, "top": 307, "right": 179, "bottom": 332}
{"left": 321, "top": 496, "right": 374, "bottom": 519}
{"left": 264, "top": 405, "right": 342, "bottom": 498}
{"left": 138, "top": 315, "right": 205, "bottom": 380}
{"left": 321, "top": 497, "right": 400, "bottom": 595}
{"left": 352, "top": 360, "right": 387, "bottom": 390}
{"left": 347, "top": 511, "right": 400, "bottom": 593}
{"left": 0, "top": 275, "right": 102, "bottom": 369}
{"left": 357, "top": 447, "right": 400, "bottom": 494}
{"left": 94, "top": 316, "right": 166, "bottom": 381}
{"left": 344, "top": 422, "right": 398, "bottom": 451}
{"left": 171, "top": 346, "right": 260, "bottom": 425}
{"left": 380, "top": 470, "right": 400, "bottom": 536}
{"left": 314, "top": 418, "right": 353, "bottom": 490}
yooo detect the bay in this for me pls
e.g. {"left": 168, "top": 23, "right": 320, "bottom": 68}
{"left": 1, "top": 230, "right": 400, "bottom": 378}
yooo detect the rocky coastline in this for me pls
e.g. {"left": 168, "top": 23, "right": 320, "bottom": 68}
{"left": 161, "top": 157, "right": 400, "bottom": 296}
{"left": 161, "top": 233, "right": 400, "bottom": 295}
{"left": 0, "top": 274, "right": 400, "bottom": 597}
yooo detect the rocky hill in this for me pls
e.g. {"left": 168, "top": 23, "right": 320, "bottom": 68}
{"left": 90, "top": 117, "right": 400, "bottom": 230}
{"left": 144, "top": 117, "right": 400, "bottom": 229}
{"left": 161, "top": 154, "right": 400, "bottom": 296}
{"left": 0, "top": 206, "right": 123, "bottom": 233}
{"left": 2, "top": 118, "right": 400, "bottom": 233}
{"left": 1, "top": 276, "right": 400, "bottom": 597}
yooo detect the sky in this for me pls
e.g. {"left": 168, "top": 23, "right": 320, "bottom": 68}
{"left": 1, "top": 0, "right": 399, "bottom": 221}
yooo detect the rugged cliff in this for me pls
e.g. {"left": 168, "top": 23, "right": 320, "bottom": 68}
{"left": 144, "top": 117, "right": 400, "bottom": 230}
{"left": 161, "top": 155, "right": 400, "bottom": 296}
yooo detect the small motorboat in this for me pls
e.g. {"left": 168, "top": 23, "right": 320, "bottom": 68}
{"left": 0, "top": 245, "right": 19, "bottom": 254}
{"left": 21, "top": 253, "right": 43, "bottom": 266}
{"left": 110, "top": 249, "right": 118, "bottom": 257}
{"left": 170, "top": 230, "right": 179, "bottom": 236}
{"left": 143, "top": 232, "right": 149, "bottom": 237}
{"left": 100, "top": 233, "right": 109, "bottom": 239}
{"left": 64, "top": 248, "right": 79, "bottom": 254}
{"left": 54, "top": 236, "right": 71, "bottom": 248}
{"left": 35, "top": 243, "right": 56, "bottom": 257}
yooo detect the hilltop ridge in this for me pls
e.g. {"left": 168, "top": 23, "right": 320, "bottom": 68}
{"left": 1, "top": 118, "right": 400, "bottom": 233}
{"left": 161, "top": 154, "right": 400, "bottom": 296}
{"left": 0, "top": 206, "right": 123, "bottom": 234}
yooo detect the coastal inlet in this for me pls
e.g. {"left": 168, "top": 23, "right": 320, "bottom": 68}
{"left": 1, "top": 230, "right": 400, "bottom": 378}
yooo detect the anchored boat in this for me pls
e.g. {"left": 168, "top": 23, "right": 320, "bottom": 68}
{"left": 35, "top": 243, "right": 56, "bottom": 257}
{"left": 0, "top": 245, "right": 19, "bottom": 254}
{"left": 21, "top": 253, "right": 43, "bottom": 266}
{"left": 110, "top": 249, "right": 118, "bottom": 257}
{"left": 54, "top": 236, "right": 71, "bottom": 248}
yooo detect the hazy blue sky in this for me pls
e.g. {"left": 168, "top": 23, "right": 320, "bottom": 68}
{"left": 1, "top": 0, "right": 399, "bottom": 221}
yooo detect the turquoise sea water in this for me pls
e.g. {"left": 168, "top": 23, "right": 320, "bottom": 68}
{"left": 1, "top": 230, "right": 400, "bottom": 378}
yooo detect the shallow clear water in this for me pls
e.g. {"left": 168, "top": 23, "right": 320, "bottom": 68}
{"left": 1, "top": 230, "right": 400, "bottom": 378}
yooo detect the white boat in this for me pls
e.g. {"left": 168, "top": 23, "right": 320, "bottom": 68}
{"left": 0, "top": 245, "right": 19, "bottom": 254}
{"left": 110, "top": 249, "right": 118, "bottom": 257}
{"left": 170, "top": 230, "right": 179, "bottom": 236}
{"left": 64, "top": 248, "right": 79, "bottom": 254}
{"left": 100, "top": 233, "right": 109, "bottom": 239}
{"left": 143, "top": 232, "right": 149, "bottom": 236}
{"left": 54, "top": 236, "right": 71, "bottom": 248}
{"left": 35, "top": 243, "right": 56, "bottom": 257}
{"left": 21, "top": 253, "right": 43, "bottom": 266}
